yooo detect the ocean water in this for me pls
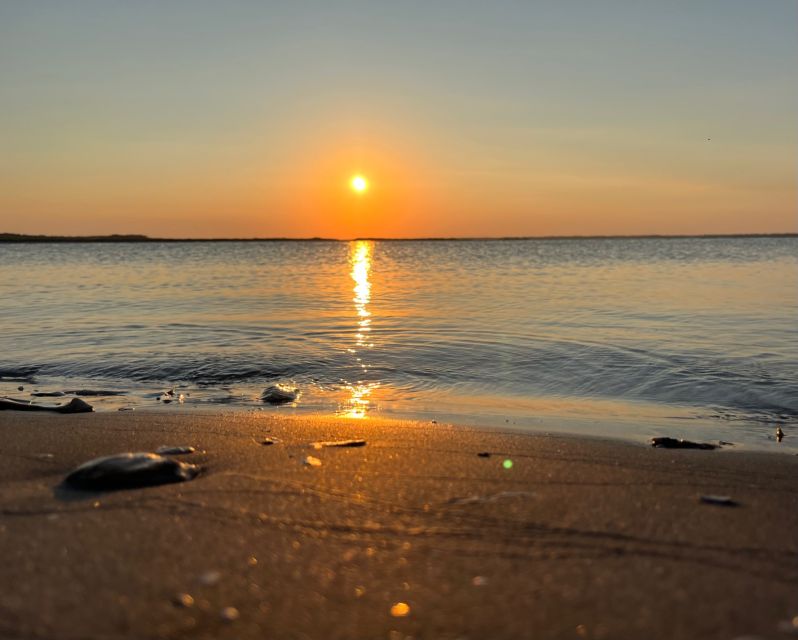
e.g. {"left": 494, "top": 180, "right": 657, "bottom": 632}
{"left": 1, "top": 237, "right": 796, "bottom": 449}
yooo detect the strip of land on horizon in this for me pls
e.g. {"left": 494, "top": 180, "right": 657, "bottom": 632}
{"left": 2, "top": 232, "right": 796, "bottom": 243}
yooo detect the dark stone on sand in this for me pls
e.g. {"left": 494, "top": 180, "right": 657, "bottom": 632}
{"left": 261, "top": 385, "right": 298, "bottom": 405}
{"left": 65, "top": 452, "right": 200, "bottom": 490}
{"left": 477, "top": 452, "right": 491, "bottom": 458}
{"left": 260, "top": 437, "right": 279, "bottom": 445}
{"left": 0, "top": 397, "right": 94, "bottom": 414}
{"left": 700, "top": 495, "right": 738, "bottom": 507}
{"left": 17, "top": 386, "right": 23, "bottom": 391}
{"left": 155, "top": 445, "right": 196, "bottom": 455}
{"left": 64, "top": 389, "right": 127, "bottom": 397}
{"left": 650, "top": 437, "right": 718, "bottom": 450}
{"left": 31, "top": 391, "right": 65, "bottom": 397}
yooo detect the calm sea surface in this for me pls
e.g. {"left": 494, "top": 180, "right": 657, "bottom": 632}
{"left": 1, "top": 238, "right": 796, "bottom": 449}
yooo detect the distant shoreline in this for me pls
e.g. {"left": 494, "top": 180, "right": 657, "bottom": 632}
{"left": 1, "top": 232, "right": 796, "bottom": 243}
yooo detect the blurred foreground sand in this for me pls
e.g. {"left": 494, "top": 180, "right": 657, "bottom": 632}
{"left": 0, "top": 411, "right": 796, "bottom": 639}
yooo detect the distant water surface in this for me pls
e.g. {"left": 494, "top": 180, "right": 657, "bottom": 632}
{"left": 1, "top": 238, "right": 796, "bottom": 449}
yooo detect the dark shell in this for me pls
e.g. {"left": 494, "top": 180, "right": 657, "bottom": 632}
{"left": 650, "top": 437, "right": 717, "bottom": 450}
{"left": 0, "top": 397, "right": 94, "bottom": 413}
{"left": 65, "top": 452, "right": 200, "bottom": 490}
{"left": 261, "top": 385, "right": 298, "bottom": 405}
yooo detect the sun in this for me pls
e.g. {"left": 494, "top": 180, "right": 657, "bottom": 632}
{"left": 350, "top": 175, "right": 368, "bottom": 193}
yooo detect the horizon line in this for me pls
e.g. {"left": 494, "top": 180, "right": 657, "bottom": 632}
{"left": 1, "top": 231, "right": 796, "bottom": 243}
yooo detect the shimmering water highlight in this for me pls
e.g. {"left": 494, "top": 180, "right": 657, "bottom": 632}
{"left": 1, "top": 237, "right": 795, "bottom": 448}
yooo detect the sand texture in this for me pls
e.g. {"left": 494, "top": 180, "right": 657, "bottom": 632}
{"left": 1, "top": 411, "right": 797, "bottom": 639}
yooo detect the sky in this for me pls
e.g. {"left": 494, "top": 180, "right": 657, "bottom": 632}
{"left": 1, "top": 1, "right": 796, "bottom": 238}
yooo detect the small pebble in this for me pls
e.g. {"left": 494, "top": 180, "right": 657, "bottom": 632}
{"left": 220, "top": 606, "right": 239, "bottom": 622}
{"left": 198, "top": 570, "right": 221, "bottom": 586}
{"left": 390, "top": 602, "right": 410, "bottom": 618}
{"left": 303, "top": 455, "right": 322, "bottom": 467}
{"left": 477, "top": 452, "right": 491, "bottom": 458}
{"left": 173, "top": 593, "right": 194, "bottom": 608}
{"left": 17, "top": 386, "right": 23, "bottom": 391}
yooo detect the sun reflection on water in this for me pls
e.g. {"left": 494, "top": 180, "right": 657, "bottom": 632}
{"left": 341, "top": 241, "right": 379, "bottom": 418}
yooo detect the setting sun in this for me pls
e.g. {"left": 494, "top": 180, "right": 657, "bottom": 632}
{"left": 350, "top": 175, "right": 368, "bottom": 193}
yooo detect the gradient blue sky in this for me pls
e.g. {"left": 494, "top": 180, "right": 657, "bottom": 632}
{"left": 1, "top": 1, "right": 796, "bottom": 237}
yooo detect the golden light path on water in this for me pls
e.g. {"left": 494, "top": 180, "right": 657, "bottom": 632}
{"left": 340, "top": 240, "right": 379, "bottom": 418}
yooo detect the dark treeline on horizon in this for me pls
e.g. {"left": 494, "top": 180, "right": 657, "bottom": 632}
{"left": 1, "top": 232, "right": 796, "bottom": 244}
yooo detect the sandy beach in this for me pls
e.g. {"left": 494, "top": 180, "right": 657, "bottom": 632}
{"left": 0, "top": 410, "right": 796, "bottom": 640}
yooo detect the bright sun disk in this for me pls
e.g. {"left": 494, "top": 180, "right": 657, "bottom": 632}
{"left": 351, "top": 175, "right": 368, "bottom": 193}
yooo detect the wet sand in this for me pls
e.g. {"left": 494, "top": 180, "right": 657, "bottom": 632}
{"left": 1, "top": 410, "right": 796, "bottom": 640}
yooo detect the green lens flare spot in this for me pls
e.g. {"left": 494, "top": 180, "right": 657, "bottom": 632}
{"left": 502, "top": 459, "right": 513, "bottom": 470}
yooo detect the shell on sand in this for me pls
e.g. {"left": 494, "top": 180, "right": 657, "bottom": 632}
{"left": 65, "top": 452, "right": 200, "bottom": 490}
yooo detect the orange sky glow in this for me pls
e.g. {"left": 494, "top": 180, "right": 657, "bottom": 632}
{"left": 1, "top": 3, "right": 795, "bottom": 238}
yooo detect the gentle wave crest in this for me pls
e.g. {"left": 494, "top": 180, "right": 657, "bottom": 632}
{"left": 1, "top": 237, "right": 796, "bottom": 437}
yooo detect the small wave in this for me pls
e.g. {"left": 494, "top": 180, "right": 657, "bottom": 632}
{"left": 0, "top": 365, "right": 40, "bottom": 382}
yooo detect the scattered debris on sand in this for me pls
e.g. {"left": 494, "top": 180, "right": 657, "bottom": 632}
{"left": 65, "top": 389, "right": 127, "bottom": 396}
{"left": 198, "top": 570, "right": 221, "bottom": 586}
{"left": 700, "top": 495, "right": 738, "bottom": 507}
{"left": 311, "top": 439, "right": 366, "bottom": 449}
{"left": 220, "top": 606, "right": 240, "bottom": 622}
{"left": 155, "top": 445, "right": 196, "bottom": 455}
{"left": 650, "top": 437, "right": 718, "bottom": 450}
{"left": 172, "top": 593, "right": 194, "bottom": 608}
{"left": 0, "top": 397, "right": 94, "bottom": 414}
{"left": 448, "top": 490, "right": 535, "bottom": 506}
